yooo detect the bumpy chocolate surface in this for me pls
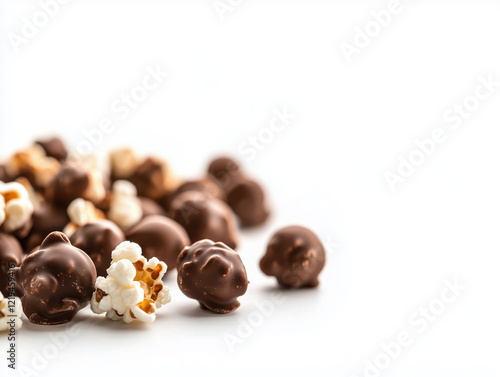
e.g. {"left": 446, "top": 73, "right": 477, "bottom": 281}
{"left": 260, "top": 226, "right": 325, "bottom": 288}
{"left": 177, "top": 239, "right": 248, "bottom": 313}
{"left": 70, "top": 220, "right": 125, "bottom": 277}
{"left": 226, "top": 178, "right": 270, "bottom": 227}
{"left": 169, "top": 191, "right": 239, "bottom": 249}
{"left": 23, "top": 201, "right": 69, "bottom": 252}
{"left": 15, "top": 232, "right": 96, "bottom": 325}
{"left": 35, "top": 137, "right": 68, "bottom": 161}
{"left": 0, "top": 233, "right": 24, "bottom": 297}
{"left": 126, "top": 215, "right": 190, "bottom": 272}
{"left": 47, "top": 163, "right": 90, "bottom": 206}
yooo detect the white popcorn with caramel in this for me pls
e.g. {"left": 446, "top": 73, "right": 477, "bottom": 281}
{"left": 0, "top": 292, "right": 23, "bottom": 331}
{"left": 6, "top": 144, "right": 60, "bottom": 188}
{"left": 63, "top": 198, "right": 105, "bottom": 237}
{"left": 0, "top": 181, "right": 34, "bottom": 233}
{"left": 107, "top": 180, "right": 143, "bottom": 230}
{"left": 91, "top": 241, "right": 171, "bottom": 324}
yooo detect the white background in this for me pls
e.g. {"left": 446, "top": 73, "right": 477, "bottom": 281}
{"left": 1, "top": 1, "right": 500, "bottom": 376}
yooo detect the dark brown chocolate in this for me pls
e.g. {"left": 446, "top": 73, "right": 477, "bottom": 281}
{"left": 15, "top": 232, "right": 97, "bottom": 325}
{"left": 260, "top": 225, "right": 325, "bottom": 288}
{"left": 0, "top": 233, "right": 24, "bottom": 297}
{"left": 35, "top": 137, "right": 68, "bottom": 161}
{"left": 139, "top": 197, "right": 166, "bottom": 217}
{"left": 22, "top": 201, "right": 69, "bottom": 252}
{"left": 70, "top": 220, "right": 125, "bottom": 276}
{"left": 226, "top": 178, "right": 270, "bottom": 227}
{"left": 126, "top": 215, "right": 190, "bottom": 272}
{"left": 160, "top": 176, "right": 226, "bottom": 212}
{"left": 47, "top": 163, "right": 90, "bottom": 206}
{"left": 128, "top": 157, "right": 167, "bottom": 200}
{"left": 0, "top": 164, "right": 10, "bottom": 182}
{"left": 169, "top": 191, "right": 239, "bottom": 249}
{"left": 207, "top": 157, "right": 242, "bottom": 189}
{"left": 177, "top": 239, "right": 248, "bottom": 313}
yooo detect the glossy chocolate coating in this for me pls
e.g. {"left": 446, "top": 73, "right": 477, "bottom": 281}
{"left": 15, "top": 232, "right": 97, "bottom": 325}
{"left": 35, "top": 137, "right": 68, "bottom": 161}
{"left": 126, "top": 215, "right": 190, "bottom": 272}
{"left": 169, "top": 191, "right": 239, "bottom": 249}
{"left": 207, "top": 157, "right": 242, "bottom": 190}
{"left": 226, "top": 178, "right": 270, "bottom": 227}
{"left": 47, "top": 163, "right": 90, "bottom": 206}
{"left": 260, "top": 226, "right": 325, "bottom": 288}
{"left": 128, "top": 157, "right": 167, "bottom": 200}
{"left": 70, "top": 220, "right": 125, "bottom": 277}
{"left": 23, "top": 201, "right": 69, "bottom": 252}
{"left": 0, "top": 233, "right": 24, "bottom": 297}
{"left": 177, "top": 239, "right": 248, "bottom": 313}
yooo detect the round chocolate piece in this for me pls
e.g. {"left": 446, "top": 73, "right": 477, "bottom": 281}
{"left": 169, "top": 191, "right": 239, "bottom": 249}
{"left": 139, "top": 197, "right": 166, "bottom": 217}
{"left": 207, "top": 157, "right": 242, "bottom": 190}
{"left": 126, "top": 215, "right": 190, "bottom": 272}
{"left": 47, "top": 163, "right": 90, "bottom": 206}
{"left": 128, "top": 157, "right": 167, "bottom": 200}
{"left": 161, "top": 176, "right": 226, "bottom": 211}
{"left": 70, "top": 220, "right": 125, "bottom": 277}
{"left": 35, "top": 137, "right": 68, "bottom": 161}
{"left": 0, "top": 233, "right": 24, "bottom": 297}
{"left": 177, "top": 239, "right": 248, "bottom": 313}
{"left": 226, "top": 178, "right": 270, "bottom": 227}
{"left": 22, "top": 201, "right": 69, "bottom": 252}
{"left": 260, "top": 226, "right": 325, "bottom": 288}
{"left": 15, "top": 232, "right": 97, "bottom": 325}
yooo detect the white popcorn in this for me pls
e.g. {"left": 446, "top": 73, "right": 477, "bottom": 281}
{"left": 63, "top": 198, "right": 105, "bottom": 237}
{"left": 107, "top": 180, "right": 143, "bottom": 230}
{"left": 0, "top": 181, "right": 34, "bottom": 233}
{"left": 91, "top": 241, "right": 171, "bottom": 324}
{"left": 110, "top": 148, "right": 138, "bottom": 178}
{"left": 15, "top": 177, "right": 43, "bottom": 209}
{"left": 0, "top": 292, "right": 23, "bottom": 331}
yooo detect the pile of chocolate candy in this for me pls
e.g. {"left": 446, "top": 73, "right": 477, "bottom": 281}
{"left": 0, "top": 137, "right": 326, "bottom": 328}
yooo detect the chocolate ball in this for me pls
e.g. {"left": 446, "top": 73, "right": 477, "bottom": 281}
{"left": 169, "top": 191, "right": 239, "bottom": 249}
{"left": 260, "top": 226, "right": 325, "bottom": 288}
{"left": 226, "top": 178, "right": 270, "bottom": 227}
{"left": 47, "top": 163, "right": 90, "bottom": 206}
{"left": 177, "top": 239, "right": 248, "bottom": 313}
{"left": 22, "top": 201, "right": 69, "bottom": 252}
{"left": 35, "top": 137, "right": 68, "bottom": 161}
{"left": 15, "top": 232, "right": 97, "bottom": 325}
{"left": 0, "top": 233, "right": 24, "bottom": 297}
{"left": 128, "top": 157, "right": 167, "bottom": 200}
{"left": 207, "top": 157, "right": 242, "bottom": 190}
{"left": 139, "top": 197, "right": 165, "bottom": 217}
{"left": 0, "top": 164, "right": 10, "bottom": 182}
{"left": 70, "top": 220, "right": 125, "bottom": 276}
{"left": 160, "top": 176, "right": 226, "bottom": 211}
{"left": 126, "top": 215, "right": 190, "bottom": 272}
